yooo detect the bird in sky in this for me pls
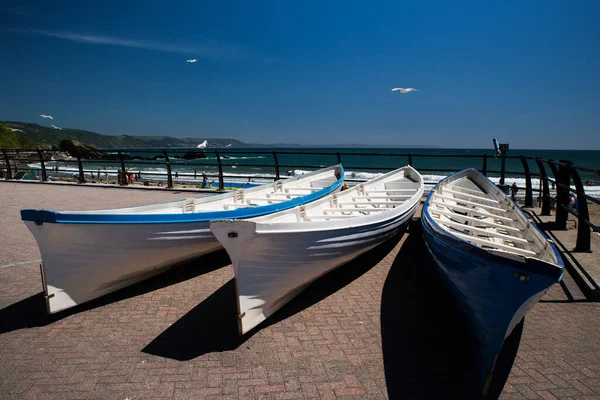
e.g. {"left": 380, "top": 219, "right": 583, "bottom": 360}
{"left": 391, "top": 88, "right": 420, "bottom": 94}
{"left": 186, "top": 59, "right": 197, "bottom": 63}
{"left": 197, "top": 140, "right": 208, "bottom": 149}
{"left": 51, "top": 125, "right": 62, "bottom": 130}
{"left": 225, "top": 144, "right": 232, "bottom": 148}
{"left": 40, "top": 114, "right": 53, "bottom": 119}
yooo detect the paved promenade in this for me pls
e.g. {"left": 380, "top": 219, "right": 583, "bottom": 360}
{"left": 1, "top": 182, "right": 599, "bottom": 399}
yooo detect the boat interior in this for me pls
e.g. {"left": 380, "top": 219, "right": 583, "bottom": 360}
{"left": 59, "top": 167, "right": 342, "bottom": 215}
{"left": 255, "top": 167, "right": 424, "bottom": 223}
{"left": 428, "top": 171, "right": 559, "bottom": 263}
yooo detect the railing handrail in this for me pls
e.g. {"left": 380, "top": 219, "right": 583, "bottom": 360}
{"left": 1, "top": 147, "right": 597, "bottom": 253}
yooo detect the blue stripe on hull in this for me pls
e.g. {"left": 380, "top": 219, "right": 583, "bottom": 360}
{"left": 21, "top": 166, "right": 344, "bottom": 224}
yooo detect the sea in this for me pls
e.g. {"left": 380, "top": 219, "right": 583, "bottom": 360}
{"left": 28, "top": 148, "right": 600, "bottom": 200}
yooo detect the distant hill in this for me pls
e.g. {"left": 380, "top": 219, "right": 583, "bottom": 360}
{"left": 0, "top": 122, "right": 251, "bottom": 149}
{"left": 0, "top": 124, "right": 45, "bottom": 149}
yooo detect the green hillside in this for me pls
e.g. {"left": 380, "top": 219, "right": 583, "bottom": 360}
{"left": 0, "top": 121, "right": 250, "bottom": 149}
{"left": 0, "top": 124, "right": 45, "bottom": 149}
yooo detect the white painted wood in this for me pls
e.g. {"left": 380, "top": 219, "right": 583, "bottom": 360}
{"left": 23, "top": 166, "right": 343, "bottom": 314}
{"left": 430, "top": 200, "right": 514, "bottom": 222}
{"left": 211, "top": 166, "right": 424, "bottom": 335}
{"left": 424, "top": 169, "right": 561, "bottom": 264}
{"left": 441, "top": 188, "right": 500, "bottom": 204}
{"left": 322, "top": 208, "right": 387, "bottom": 213}
{"left": 429, "top": 208, "right": 521, "bottom": 232}
{"left": 449, "top": 230, "right": 537, "bottom": 257}
{"left": 431, "top": 218, "right": 528, "bottom": 243}
{"left": 434, "top": 194, "right": 507, "bottom": 212}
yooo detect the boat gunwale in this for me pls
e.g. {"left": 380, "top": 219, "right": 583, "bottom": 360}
{"left": 20, "top": 165, "right": 345, "bottom": 225}
{"left": 244, "top": 166, "right": 424, "bottom": 233}
{"left": 422, "top": 168, "right": 564, "bottom": 281}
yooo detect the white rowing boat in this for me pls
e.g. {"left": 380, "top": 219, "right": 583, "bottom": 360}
{"left": 211, "top": 166, "right": 423, "bottom": 334}
{"left": 21, "top": 165, "right": 344, "bottom": 314}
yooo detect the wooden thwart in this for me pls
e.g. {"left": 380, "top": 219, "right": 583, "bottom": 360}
{"left": 352, "top": 195, "right": 412, "bottom": 200}
{"left": 449, "top": 230, "right": 537, "bottom": 257}
{"left": 323, "top": 208, "right": 386, "bottom": 213}
{"left": 435, "top": 194, "right": 507, "bottom": 212}
{"left": 442, "top": 188, "right": 500, "bottom": 204}
{"left": 430, "top": 201, "right": 513, "bottom": 222}
{"left": 309, "top": 215, "right": 359, "bottom": 219}
{"left": 434, "top": 218, "right": 528, "bottom": 243}
{"left": 339, "top": 201, "right": 405, "bottom": 206}
{"left": 430, "top": 208, "right": 521, "bottom": 232}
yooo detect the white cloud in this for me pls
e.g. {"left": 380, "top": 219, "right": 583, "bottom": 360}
{"left": 186, "top": 59, "right": 197, "bottom": 63}
{"left": 14, "top": 28, "right": 273, "bottom": 62}
{"left": 40, "top": 114, "right": 53, "bottom": 119}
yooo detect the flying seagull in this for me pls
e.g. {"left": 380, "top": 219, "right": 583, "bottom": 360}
{"left": 51, "top": 125, "right": 62, "bottom": 130}
{"left": 186, "top": 59, "right": 197, "bottom": 63}
{"left": 197, "top": 140, "right": 208, "bottom": 149}
{"left": 391, "top": 88, "right": 420, "bottom": 94}
{"left": 40, "top": 114, "right": 54, "bottom": 119}
{"left": 225, "top": 144, "right": 232, "bottom": 148}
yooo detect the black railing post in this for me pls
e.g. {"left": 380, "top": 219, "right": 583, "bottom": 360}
{"left": 163, "top": 151, "right": 173, "bottom": 188}
{"left": 336, "top": 152, "right": 342, "bottom": 164}
{"left": 76, "top": 157, "right": 85, "bottom": 184}
{"left": 36, "top": 150, "right": 47, "bottom": 182}
{"left": 118, "top": 152, "right": 127, "bottom": 186}
{"left": 215, "top": 152, "right": 224, "bottom": 190}
{"left": 482, "top": 154, "right": 487, "bottom": 176}
{"left": 548, "top": 160, "right": 568, "bottom": 229}
{"left": 2, "top": 150, "right": 12, "bottom": 180}
{"left": 520, "top": 156, "right": 533, "bottom": 207}
{"left": 408, "top": 153, "right": 413, "bottom": 166}
{"left": 568, "top": 163, "right": 591, "bottom": 252}
{"left": 500, "top": 151, "right": 507, "bottom": 185}
{"left": 535, "top": 158, "right": 551, "bottom": 215}
{"left": 272, "top": 151, "right": 280, "bottom": 181}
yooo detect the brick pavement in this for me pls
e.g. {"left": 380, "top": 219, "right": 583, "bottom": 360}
{"left": 1, "top": 182, "right": 599, "bottom": 399}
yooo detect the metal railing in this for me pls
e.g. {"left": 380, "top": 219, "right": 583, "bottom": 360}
{"left": 1, "top": 147, "right": 598, "bottom": 253}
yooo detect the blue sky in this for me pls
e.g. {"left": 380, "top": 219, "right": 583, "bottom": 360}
{"left": 1, "top": 1, "right": 598, "bottom": 149}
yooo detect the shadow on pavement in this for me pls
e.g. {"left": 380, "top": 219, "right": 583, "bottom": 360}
{"left": 142, "top": 230, "right": 406, "bottom": 361}
{"left": 0, "top": 250, "right": 231, "bottom": 334}
{"left": 380, "top": 222, "right": 522, "bottom": 400}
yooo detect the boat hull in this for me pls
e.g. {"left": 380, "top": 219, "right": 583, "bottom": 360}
{"left": 212, "top": 201, "right": 418, "bottom": 334}
{"left": 421, "top": 170, "right": 563, "bottom": 394}
{"left": 22, "top": 165, "right": 344, "bottom": 313}
{"left": 25, "top": 220, "right": 220, "bottom": 313}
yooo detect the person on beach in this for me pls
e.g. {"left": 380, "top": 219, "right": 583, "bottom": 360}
{"left": 104, "top": 167, "right": 108, "bottom": 183}
{"left": 97, "top": 167, "right": 101, "bottom": 179}
{"left": 201, "top": 171, "right": 208, "bottom": 188}
{"left": 194, "top": 169, "right": 197, "bottom": 179}
{"left": 510, "top": 182, "right": 518, "bottom": 201}
{"left": 117, "top": 169, "right": 122, "bottom": 184}
{"left": 175, "top": 172, "right": 179, "bottom": 179}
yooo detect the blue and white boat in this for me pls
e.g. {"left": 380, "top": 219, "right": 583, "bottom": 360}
{"left": 21, "top": 165, "right": 344, "bottom": 314}
{"left": 421, "top": 169, "right": 564, "bottom": 394}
